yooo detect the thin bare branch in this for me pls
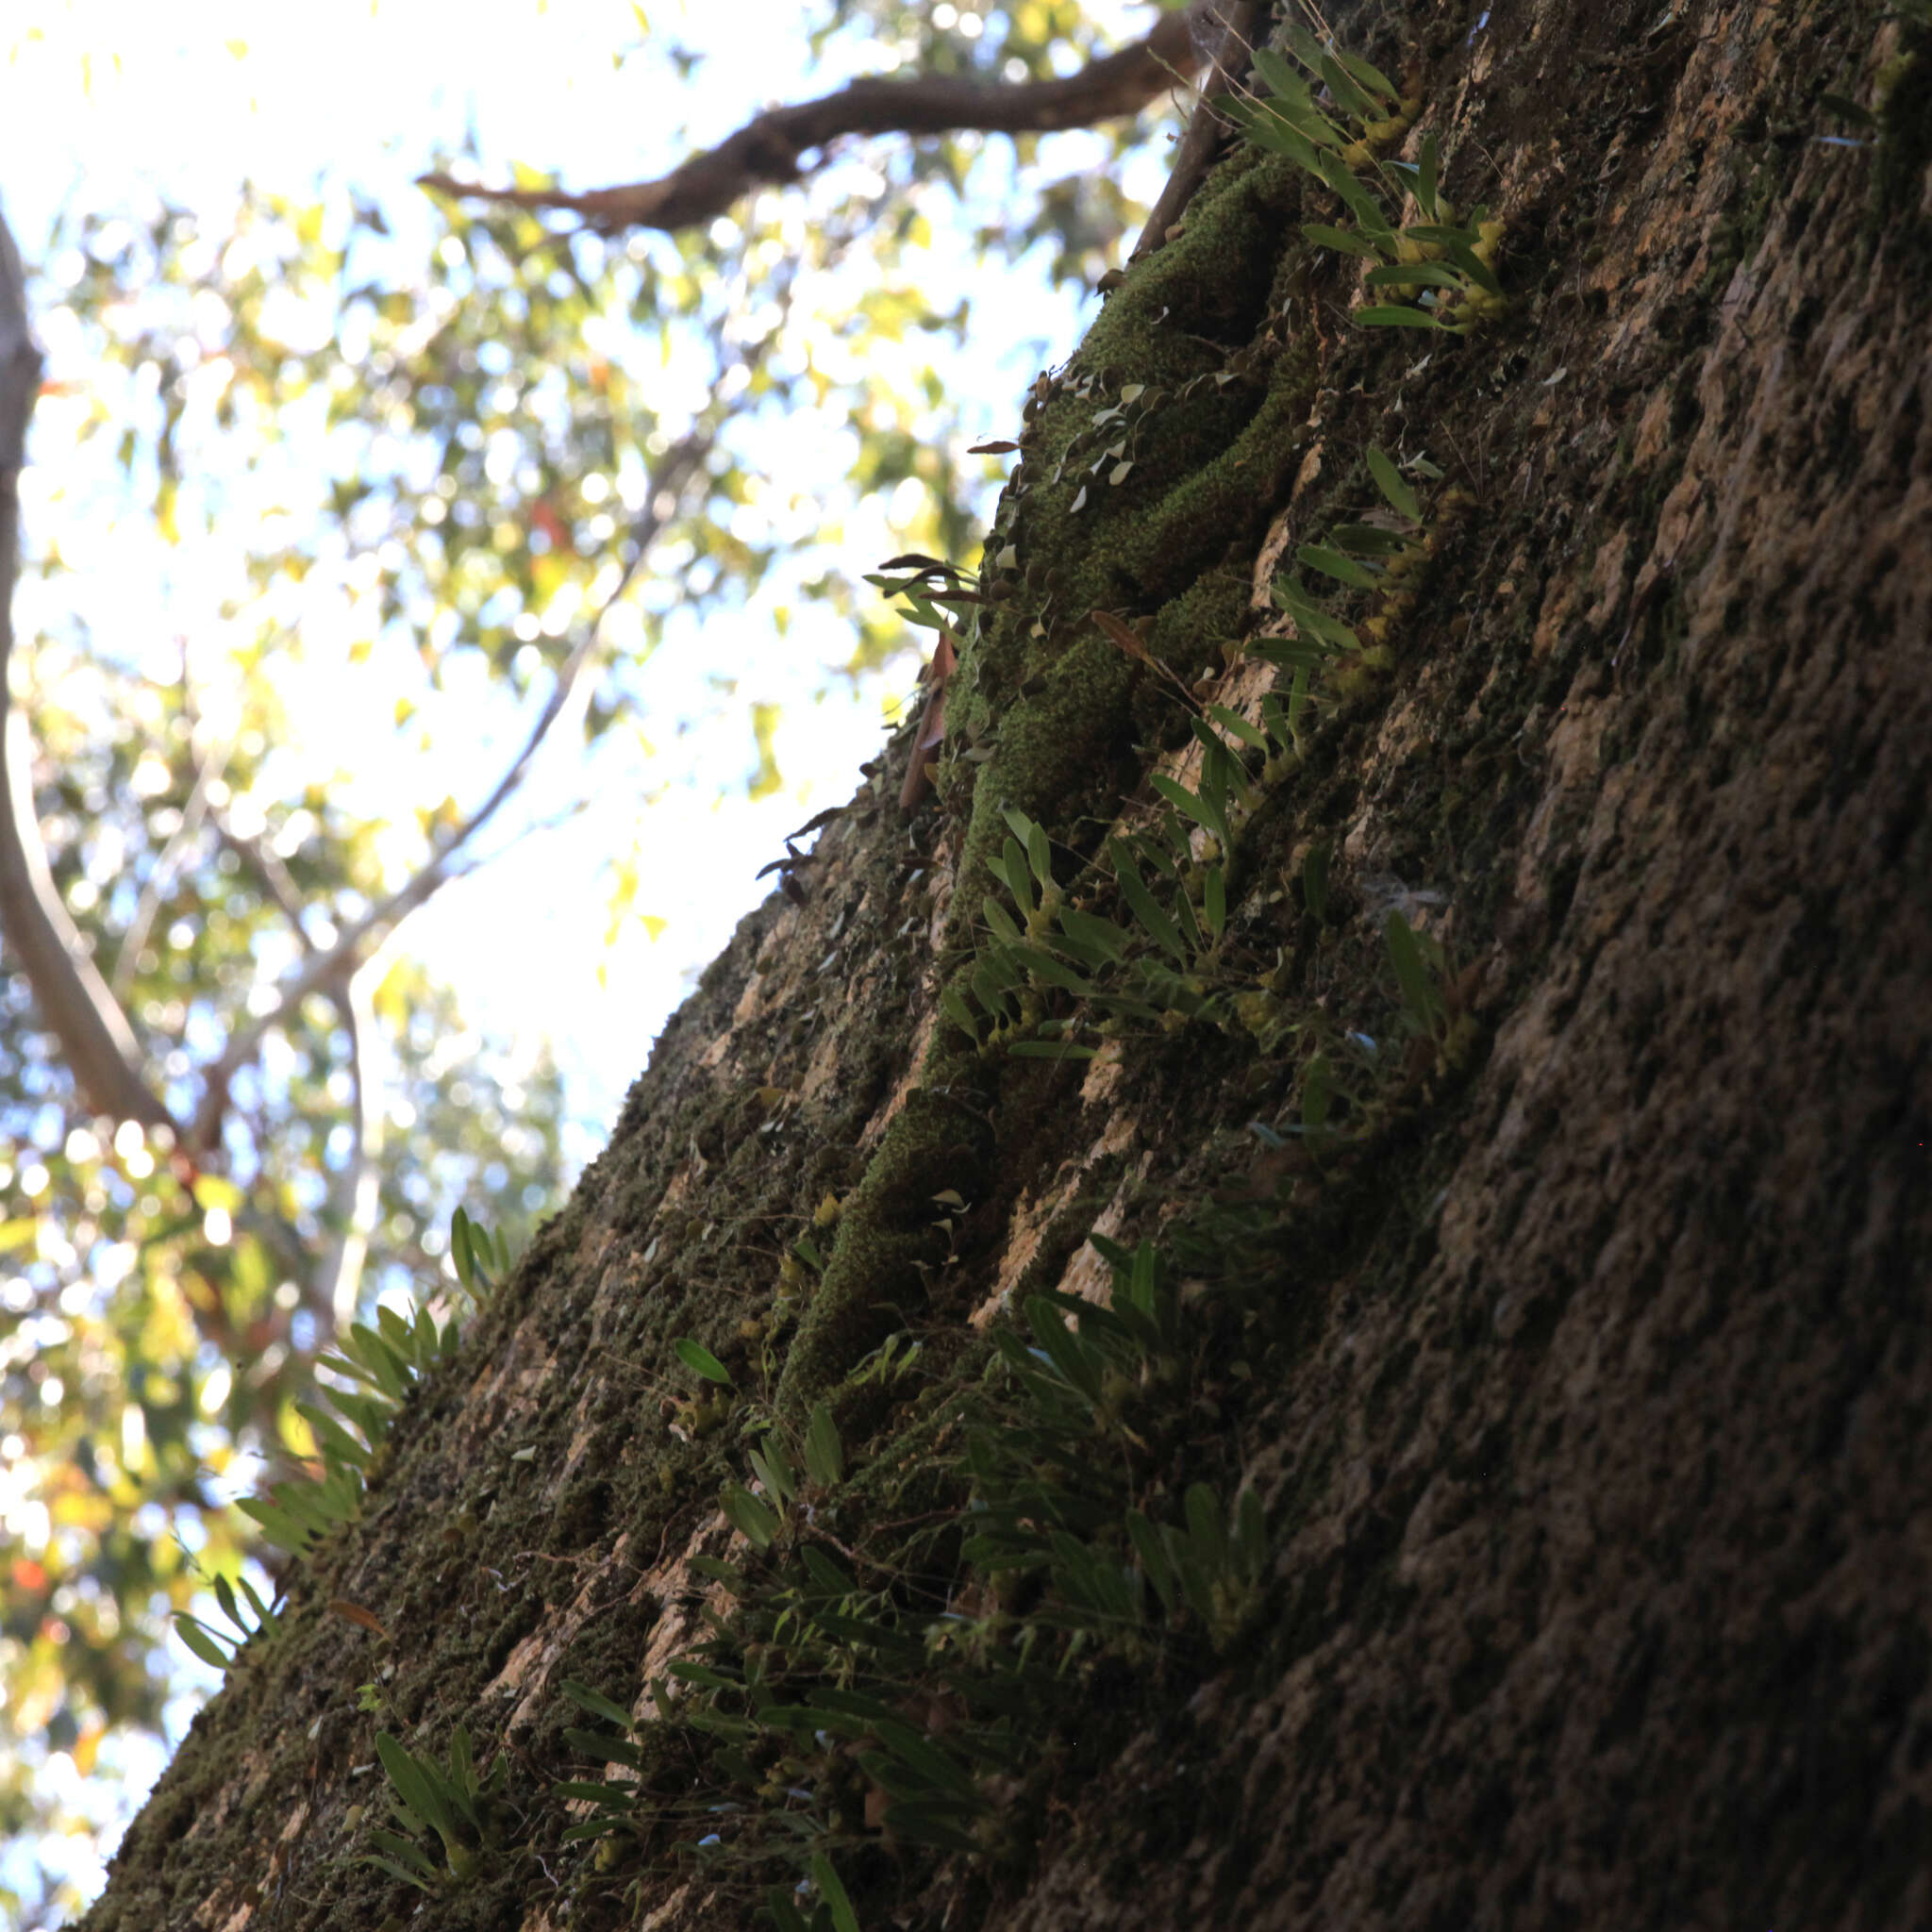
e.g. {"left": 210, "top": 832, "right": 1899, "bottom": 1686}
{"left": 1129, "top": 1, "right": 1268, "bottom": 260}
{"left": 319, "top": 973, "right": 382, "bottom": 1329}
{"left": 421, "top": 4, "right": 1212, "bottom": 236}
{"left": 0, "top": 202, "right": 175, "bottom": 1134}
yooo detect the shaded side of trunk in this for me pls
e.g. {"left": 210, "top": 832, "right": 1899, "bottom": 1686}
{"left": 87, "top": 3, "right": 1932, "bottom": 1930}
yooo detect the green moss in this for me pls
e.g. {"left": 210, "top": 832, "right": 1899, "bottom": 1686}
{"left": 1872, "top": 33, "right": 1932, "bottom": 236}
{"left": 774, "top": 1080, "right": 990, "bottom": 1423}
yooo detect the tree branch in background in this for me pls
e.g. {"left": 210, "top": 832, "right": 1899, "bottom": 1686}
{"left": 0, "top": 204, "right": 176, "bottom": 1136}
{"left": 212, "top": 819, "right": 313, "bottom": 939}
{"left": 319, "top": 973, "right": 383, "bottom": 1327}
{"left": 1129, "top": 0, "right": 1266, "bottom": 260}
{"left": 184, "top": 423, "right": 717, "bottom": 1152}
{"left": 421, "top": 2, "right": 1213, "bottom": 235}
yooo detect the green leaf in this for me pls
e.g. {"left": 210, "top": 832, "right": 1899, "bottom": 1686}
{"left": 1365, "top": 261, "right": 1467, "bottom": 292}
{"left": 359, "top": 1851, "right": 438, "bottom": 1892}
{"left": 563, "top": 1728, "right": 645, "bottom": 1769}
{"left": 1271, "top": 575, "right": 1360, "bottom": 651}
{"left": 970, "top": 950, "right": 1019, "bottom": 1022}
{"left": 870, "top": 1718, "right": 979, "bottom": 1802}
{"left": 1054, "top": 905, "right": 1128, "bottom": 966}
{"left": 1318, "top": 51, "right": 1377, "bottom": 120}
{"left": 722, "top": 1481, "right": 778, "bottom": 1550}
{"left": 1312, "top": 151, "right": 1394, "bottom": 240}
{"left": 1001, "top": 806, "right": 1054, "bottom": 893}
{"left": 445, "top": 1726, "right": 479, "bottom": 1828}
{"left": 1330, "top": 46, "right": 1400, "bottom": 107}
{"left": 1206, "top": 704, "right": 1269, "bottom": 750}
{"left": 1202, "top": 866, "right": 1226, "bottom": 942}
{"left": 1302, "top": 842, "right": 1330, "bottom": 924}
{"left": 450, "top": 1206, "right": 475, "bottom": 1291}
{"left": 1184, "top": 1483, "right": 1229, "bottom": 1573}
{"left": 674, "top": 1337, "right": 734, "bottom": 1386}
{"left": 1237, "top": 1486, "right": 1268, "bottom": 1578}
{"left": 1385, "top": 909, "right": 1444, "bottom": 1033}
{"left": 764, "top": 1885, "right": 814, "bottom": 1932}
{"left": 1301, "top": 222, "right": 1384, "bottom": 258}
{"left": 1024, "top": 1297, "right": 1105, "bottom": 1406}
{"left": 345, "top": 1323, "right": 411, "bottom": 1402}
{"left": 212, "top": 1573, "right": 245, "bottom": 1637}
{"left": 882, "top": 1799, "right": 986, "bottom": 1855}
{"left": 1286, "top": 665, "right": 1311, "bottom": 752}
{"left": 1441, "top": 236, "right": 1506, "bottom": 299}
{"left": 1008, "top": 941, "right": 1091, "bottom": 996}
{"left": 1007, "top": 1038, "right": 1096, "bottom": 1060}
{"left": 1149, "top": 773, "right": 1228, "bottom": 847}
{"left": 236, "top": 1570, "right": 275, "bottom": 1625}
{"left": 365, "top": 1829, "right": 437, "bottom": 1876}
{"left": 235, "top": 1495, "right": 317, "bottom": 1555}
{"left": 377, "top": 1733, "right": 458, "bottom": 1847}
{"left": 1125, "top": 1510, "right": 1179, "bottom": 1614}
{"left": 558, "top": 1818, "right": 626, "bottom": 1845}
{"left": 808, "top": 1686, "right": 904, "bottom": 1729}
{"left": 560, "top": 1679, "right": 636, "bottom": 1730}
{"left": 297, "top": 1399, "right": 371, "bottom": 1471}
{"left": 1004, "top": 834, "right": 1035, "bottom": 915}
{"left": 1113, "top": 850, "right": 1188, "bottom": 962}
{"left": 553, "top": 1778, "right": 637, "bottom": 1809}
{"left": 174, "top": 1614, "right": 233, "bottom": 1670}
{"left": 748, "top": 1441, "right": 796, "bottom": 1509}
{"left": 1296, "top": 542, "right": 1381, "bottom": 589}
{"left": 1250, "top": 47, "right": 1313, "bottom": 111}
{"left": 1366, "top": 447, "right": 1422, "bottom": 522}
{"left": 800, "top": 1545, "right": 856, "bottom": 1596}
{"left": 1224, "top": 98, "right": 1325, "bottom": 173}
{"left": 804, "top": 1403, "right": 843, "bottom": 1488}
{"left": 982, "top": 895, "right": 1023, "bottom": 943}
{"left": 1283, "top": 24, "right": 1327, "bottom": 70}
{"left": 666, "top": 1658, "right": 739, "bottom": 1691}
{"left": 1326, "top": 522, "right": 1413, "bottom": 557}
{"left": 1357, "top": 304, "right": 1445, "bottom": 330}
{"left": 1415, "top": 131, "right": 1441, "bottom": 220}
{"left": 809, "top": 1854, "right": 860, "bottom": 1932}
{"left": 940, "top": 983, "right": 981, "bottom": 1041}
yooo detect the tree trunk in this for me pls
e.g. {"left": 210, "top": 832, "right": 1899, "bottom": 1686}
{"left": 85, "top": 3, "right": 1932, "bottom": 1929}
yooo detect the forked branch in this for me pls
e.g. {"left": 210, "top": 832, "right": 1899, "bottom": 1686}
{"left": 422, "top": 4, "right": 1219, "bottom": 235}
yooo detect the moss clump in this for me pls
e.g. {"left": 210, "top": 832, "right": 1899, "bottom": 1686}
{"left": 774, "top": 1080, "right": 990, "bottom": 1424}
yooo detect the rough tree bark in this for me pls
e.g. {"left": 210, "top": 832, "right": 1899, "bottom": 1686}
{"left": 85, "top": 2, "right": 1932, "bottom": 1929}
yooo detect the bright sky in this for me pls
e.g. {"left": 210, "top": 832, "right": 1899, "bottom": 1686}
{"left": 3, "top": 0, "right": 1170, "bottom": 1174}
{"left": 1, "top": 2, "right": 1170, "bottom": 1918}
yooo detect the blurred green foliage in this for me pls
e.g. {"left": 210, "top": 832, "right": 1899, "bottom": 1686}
{"left": 0, "top": 1, "right": 1183, "bottom": 1918}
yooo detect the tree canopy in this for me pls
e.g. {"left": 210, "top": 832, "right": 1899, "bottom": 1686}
{"left": 0, "top": 3, "right": 1213, "bottom": 1919}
